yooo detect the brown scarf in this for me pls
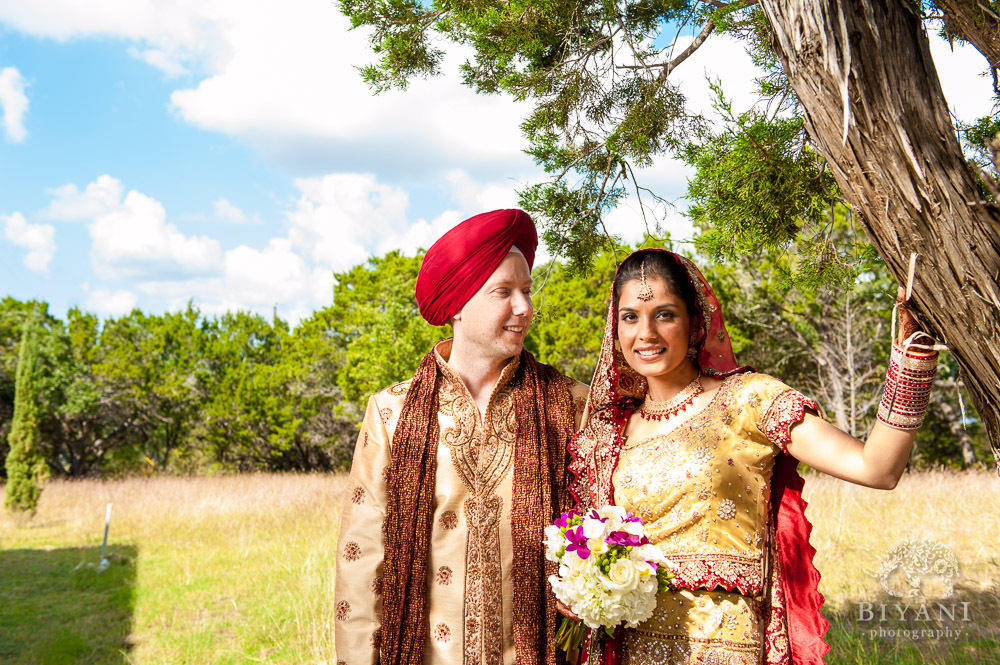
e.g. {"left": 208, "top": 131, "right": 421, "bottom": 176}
{"left": 380, "top": 349, "right": 576, "bottom": 665}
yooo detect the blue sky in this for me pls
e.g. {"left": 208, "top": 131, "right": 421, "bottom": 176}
{"left": 0, "top": 2, "right": 992, "bottom": 323}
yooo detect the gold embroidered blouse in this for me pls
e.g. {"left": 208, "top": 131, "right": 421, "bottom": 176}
{"left": 612, "top": 372, "right": 818, "bottom": 665}
{"left": 334, "top": 340, "right": 588, "bottom": 665}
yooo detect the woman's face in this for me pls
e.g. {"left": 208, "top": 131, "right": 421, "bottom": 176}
{"left": 616, "top": 274, "right": 696, "bottom": 382}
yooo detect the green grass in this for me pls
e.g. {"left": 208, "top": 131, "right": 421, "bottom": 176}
{"left": 0, "top": 546, "right": 136, "bottom": 664}
{"left": 1, "top": 470, "right": 997, "bottom": 664}
{"left": 1, "top": 474, "right": 346, "bottom": 665}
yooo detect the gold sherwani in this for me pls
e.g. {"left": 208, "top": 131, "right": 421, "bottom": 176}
{"left": 335, "top": 340, "right": 588, "bottom": 665}
{"left": 612, "top": 373, "right": 818, "bottom": 665}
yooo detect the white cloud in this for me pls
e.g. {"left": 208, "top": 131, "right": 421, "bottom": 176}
{"left": 0, "top": 0, "right": 535, "bottom": 179}
{"left": 42, "top": 174, "right": 125, "bottom": 221}
{"left": 212, "top": 197, "right": 247, "bottom": 223}
{"left": 42, "top": 175, "right": 222, "bottom": 278}
{"left": 135, "top": 244, "right": 333, "bottom": 325}
{"left": 165, "top": 2, "right": 534, "bottom": 176}
{"left": 0, "top": 0, "right": 227, "bottom": 76}
{"left": 443, "top": 170, "right": 526, "bottom": 215}
{"left": 285, "top": 173, "right": 413, "bottom": 272}
{"left": 83, "top": 285, "right": 138, "bottom": 316}
{"left": 2, "top": 212, "right": 55, "bottom": 272}
{"left": 282, "top": 170, "right": 541, "bottom": 273}
{"left": 90, "top": 187, "right": 222, "bottom": 278}
{"left": 668, "top": 33, "right": 763, "bottom": 121}
{"left": 127, "top": 45, "right": 190, "bottom": 77}
{"left": 0, "top": 66, "right": 29, "bottom": 142}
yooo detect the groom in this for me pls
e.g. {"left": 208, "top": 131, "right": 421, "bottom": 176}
{"left": 334, "top": 209, "right": 588, "bottom": 665}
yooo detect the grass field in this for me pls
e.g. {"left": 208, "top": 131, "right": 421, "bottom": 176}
{"left": 1, "top": 470, "right": 997, "bottom": 664}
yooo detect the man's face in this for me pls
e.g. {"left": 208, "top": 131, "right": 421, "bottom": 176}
{"left": 452, "top": 251, "right": 533, "bottom": 362}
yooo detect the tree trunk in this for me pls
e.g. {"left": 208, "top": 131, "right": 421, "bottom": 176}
{"left": 759, "top": 0, "right": 1000, "bottom": 466}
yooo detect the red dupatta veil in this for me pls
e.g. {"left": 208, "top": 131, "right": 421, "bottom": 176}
{"left": 567, "top": 249, "right": 829, "bottom": 665}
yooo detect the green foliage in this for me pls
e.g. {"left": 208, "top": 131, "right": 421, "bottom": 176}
{"left": 5, "top": 312, "right": 47, "bottom": 515}
{"left": 683, "top": 83, "right": 856, "bottom": 285}
{"left": 197, "top": 312, "right": 326, "bottom": 471}
{"left": 0, "top": 231, "right": 984, "bottom": 474}
{"left": 341, "top": 0, "right": 707, "bottom": 271}
{"left": 329, "top": 250, "right": 449, "bottom": 415}
{"left": 526, "top": 246, "right": 616, "bottom": 382}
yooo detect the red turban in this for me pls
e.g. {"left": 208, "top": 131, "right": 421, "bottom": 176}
{"left": 416, "top": 209, "right": 537, "bottom": 325}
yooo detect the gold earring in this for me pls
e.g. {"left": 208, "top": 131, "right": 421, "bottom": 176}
{"left": 637, "top": 262, "right": 654, "bottom": 301}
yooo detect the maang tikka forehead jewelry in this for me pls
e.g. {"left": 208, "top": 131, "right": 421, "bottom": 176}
{"left": 637, "top": 261, "right": 654, "bottom": 301}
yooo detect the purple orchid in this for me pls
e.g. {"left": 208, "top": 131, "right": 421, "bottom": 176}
{"left": 565, "top": 525, "right": 590, "bottom": 559}
{"left": 605, "top": 531, "right": 650, "bottom": 547}
{"left": 555, "top": 511, "right": 574, "bottom": 528}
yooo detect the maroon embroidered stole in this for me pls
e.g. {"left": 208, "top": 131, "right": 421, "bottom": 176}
{"left": 380, "top": 350, "right": 576, "bottom": 665}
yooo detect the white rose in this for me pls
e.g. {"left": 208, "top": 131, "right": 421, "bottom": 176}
{"left": 603, "top": 559, "right": 640, "bottom": 592}
{"left": 561, "top": 549, "right": 589, "bottom": 573}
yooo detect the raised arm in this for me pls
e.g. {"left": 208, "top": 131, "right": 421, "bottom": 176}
{"left": 785, "top": 293, "right": 938, "bottom": 490}
{"left": 334, "top": 395, "right": 391, "bottom": 664}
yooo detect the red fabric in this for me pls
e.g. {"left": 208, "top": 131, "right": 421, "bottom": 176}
{"left": 773, "top": 455, "right": 831, "bottom": 664}
{"left": 415, "top": 209, "right": 538, "bottom": 325}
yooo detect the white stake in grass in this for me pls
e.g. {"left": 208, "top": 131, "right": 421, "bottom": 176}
{"left": 98, "top": 503, "right": 112, "bottom": 572}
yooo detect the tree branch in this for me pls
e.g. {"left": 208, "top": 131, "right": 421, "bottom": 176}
{"left": 615, "top": 20, "right": 716, "bottom": 78}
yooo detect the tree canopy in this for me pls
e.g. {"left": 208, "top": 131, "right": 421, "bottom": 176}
{"left": 341, "top": 0, "right": 1000, "bottom": 461}
{"left": 0, "top": 237, "right": 989, "bottom": 476}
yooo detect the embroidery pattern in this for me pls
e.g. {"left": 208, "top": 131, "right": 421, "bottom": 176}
{"left": 666, "top": 554, "right": 764, "bottom": 597}
{"left": 387, "top": 380, "right": 411, "bottom": 396}
{"left": 335, "top": 600, "right": 351, "bottom": 621}
{"left": 342, "top": 541, "right": 360, "bottom": 562}
{"left": 350, "top": 486, "right": 366, "bottom": 505}
{"left": 439, "top": 510, "right": 458, "bottom": 530}
{"left": 719, "top": 499, "right": 737, "bottom": 520}
{"left": 436, "top": 351, "right": 520, "bottom": 665}
{"left": 434, "top": 623, "right": 452, "bottom": 643}
{"left": 759, "top": 389, "right": 818, "bottom": 452}
{"left": 436, "top": 566, "right": 453, "bottom": 585}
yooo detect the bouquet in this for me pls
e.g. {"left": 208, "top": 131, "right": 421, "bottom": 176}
{"left": 545, "top": 506, "right": 672, "bottom": 654}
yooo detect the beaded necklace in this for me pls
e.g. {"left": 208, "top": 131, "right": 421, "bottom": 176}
{"left": 637, "top": 374, "right": 703, "bottom": 421}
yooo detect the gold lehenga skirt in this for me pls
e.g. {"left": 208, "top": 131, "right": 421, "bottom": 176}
{"left": 622, "top": 588, "right": 763, "bottom": 665}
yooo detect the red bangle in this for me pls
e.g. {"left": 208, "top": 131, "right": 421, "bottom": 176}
{"left": 877, "top": 341, "right": 938, "bottom": 430}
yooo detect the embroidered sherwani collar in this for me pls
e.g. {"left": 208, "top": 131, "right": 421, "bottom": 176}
{"left": 432, "top": 338, "right": 522, "bottom": 402}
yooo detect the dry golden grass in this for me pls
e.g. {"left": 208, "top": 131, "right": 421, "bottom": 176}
{"left": 1, "top": 470, "right": 997, "bottom": 664}
{"left": 801, "top": 469, "right": 1000, "bottom": 608}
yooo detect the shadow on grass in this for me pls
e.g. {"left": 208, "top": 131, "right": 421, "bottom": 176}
{"left": 0, "top": 545, "right": 137, "bottom": 665}
{"left": 824, "top": 583, "right": 1000, "bottom": 665}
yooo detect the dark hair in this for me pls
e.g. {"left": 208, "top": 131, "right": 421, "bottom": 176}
{"left": 613, "top": 251, "right": 700, "bottom": 325}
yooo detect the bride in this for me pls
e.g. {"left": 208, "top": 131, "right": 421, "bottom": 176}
{"left": 566, "top": 248, "right": 938, "bottom": 665}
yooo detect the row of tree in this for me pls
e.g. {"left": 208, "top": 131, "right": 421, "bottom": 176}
{"left": 1, "top": 237, "right": 989, "bottom": 483}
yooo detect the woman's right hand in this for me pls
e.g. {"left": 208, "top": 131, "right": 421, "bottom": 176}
{"left": 556, "top": 600, "right": 581, "bottom": 621}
